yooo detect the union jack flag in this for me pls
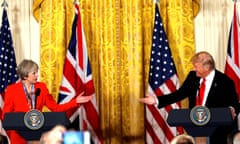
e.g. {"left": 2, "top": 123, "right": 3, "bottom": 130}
{"left": 224, "top": 2, "right": 240, "bottom": 100}
{"left": 145, "top": 4, "right": 183, "bottom": 144}
{"left": 58, "top": 3, "right": 103, "bottom": 143}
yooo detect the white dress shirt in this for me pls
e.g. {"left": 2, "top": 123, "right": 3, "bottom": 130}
{"left": 200, "top": 70, "right": 215, "bottom": 106}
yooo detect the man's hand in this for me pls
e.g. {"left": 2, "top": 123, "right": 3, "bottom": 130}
{"left": 229, "top": 106, "right": 237, "bottom": 120}
{"left": 139, "top": 93, "right": 156, "bottom": 105}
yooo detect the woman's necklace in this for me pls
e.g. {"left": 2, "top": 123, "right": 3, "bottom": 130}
{"left": 22, "top": 81, "right": 35, "bottom": 110}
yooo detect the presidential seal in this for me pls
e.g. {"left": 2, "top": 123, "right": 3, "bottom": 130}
{"left": 190, "top": 106, "right": 211, "bottom": 126}
{"left": 24, "top": 109, "right": 45, "bottom": 130}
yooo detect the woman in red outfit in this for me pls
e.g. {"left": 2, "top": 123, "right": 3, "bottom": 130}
{"left": 2, "top": 59, "right": 93, "bottom": 144}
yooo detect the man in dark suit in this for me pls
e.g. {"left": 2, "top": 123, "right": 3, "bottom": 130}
{"left": 140, "top": 51, "right": 239, "bottom": 144}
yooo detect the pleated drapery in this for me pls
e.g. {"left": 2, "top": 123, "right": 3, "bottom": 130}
{"left": 32, "top": 0, "right": 199, "bottom": 143}
{"left": 3, "top": 0, "right": 237, "bottom": 143}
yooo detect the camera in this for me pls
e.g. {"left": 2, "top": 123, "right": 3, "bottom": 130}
{"left": 63, "top": 131, "right": 90, "bottom": 144}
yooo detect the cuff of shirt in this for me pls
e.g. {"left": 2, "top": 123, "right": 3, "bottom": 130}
{"left": 155, "top": 97, "right": 159, "bottom": 107}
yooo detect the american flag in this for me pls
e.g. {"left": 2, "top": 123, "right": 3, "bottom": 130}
{"left": 0, "top": 8, "right": 18, "bottom": 136}
{"left": 224, "top": 2, "right": 240, "bottom": 100}
{"left": 58, "top": 3, "right": 103, "bottom": 143}
{"left": 145, "top": 4, "right": 183, "bottom": 144}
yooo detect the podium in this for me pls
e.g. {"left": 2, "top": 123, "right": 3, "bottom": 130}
{"left": 3, "top": 112, "right": 70, "bottom": 141}
{"left": 167, "top": 107, "right": 233, "bottom": 143}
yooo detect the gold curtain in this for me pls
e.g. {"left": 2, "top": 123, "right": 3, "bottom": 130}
{"left": 160, "top": 0, "right": 200, "bottom": 108}
{"left": 33, "top": 0, "right": 74, "bottom": 103}
{"left": 33, "top": 0, "right": 200, "bottom": 143}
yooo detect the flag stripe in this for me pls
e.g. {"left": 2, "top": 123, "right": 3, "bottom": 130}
{"left": 76, "top": 12, "right": 84, "bottom": 69}
{"left": 146, "top": 107, "right": 165, "bottom": 144}
{"left": 233, "top": 5, "right": 240, "bottom": 67}
{"left": 146, "top": 119, "right": 162, "bottom": 144}
{"left": 147, "top": 105, "right": 174, "bottom": 141}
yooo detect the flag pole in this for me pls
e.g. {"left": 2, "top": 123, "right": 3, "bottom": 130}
{"left": 73, "top": 0, "right": 79, "bottom": 4}
{"left": 1, "top": 0, "right": 8, "bottom": 8}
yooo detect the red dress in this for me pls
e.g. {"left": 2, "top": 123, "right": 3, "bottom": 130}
{"left": 2, "top": 81, "right": 79, "bottom": 144}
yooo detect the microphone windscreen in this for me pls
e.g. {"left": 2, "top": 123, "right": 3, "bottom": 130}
{"left": 35, "top": 88, "right": 41, "bottom": 96}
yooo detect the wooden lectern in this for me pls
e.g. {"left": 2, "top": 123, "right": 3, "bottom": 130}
{"left": 167, "top": 107, "right": 233, "bottom": 144}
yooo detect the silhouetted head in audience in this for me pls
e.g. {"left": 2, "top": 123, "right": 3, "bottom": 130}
{"left": 170, "top": 134, "right": 195, "bottom": 144}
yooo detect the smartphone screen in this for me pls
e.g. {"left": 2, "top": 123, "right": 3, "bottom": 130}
{"left": 63, "top": 131, "right": 90, "bottom": 144}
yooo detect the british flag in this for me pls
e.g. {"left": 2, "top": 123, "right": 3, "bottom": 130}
{"left": 224, "top": 2, "right": 240, "bottom": 100}
{"left": 58, "top": 3, "right": 103, "bottom": 143}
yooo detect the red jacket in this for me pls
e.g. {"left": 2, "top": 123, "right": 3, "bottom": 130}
{"left": 2, "top": 81, "right": 79, "bottom": 144}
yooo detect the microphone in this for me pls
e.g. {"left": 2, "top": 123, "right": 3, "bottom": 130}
{"left": 32, "top": 88, "right": 41, "bottom": 109}
{"left": 35, "top": 88, "right": 41, "bottom": 97}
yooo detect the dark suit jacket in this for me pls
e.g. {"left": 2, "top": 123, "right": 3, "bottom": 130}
{"left": 157, "top": 70, "right": 239, "bottom": 112}
{"left": 156, "top": 70, "right": 239, "bottom": 144}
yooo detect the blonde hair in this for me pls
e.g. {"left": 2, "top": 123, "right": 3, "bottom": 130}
{"left": 170, "top": 134, "right": 195, "bottom": 144}
{"left": 17, "top": 59, "right": 38, "bottom": 80}
{"left": 191, "top": 51, "right": 215, "bottom": 70}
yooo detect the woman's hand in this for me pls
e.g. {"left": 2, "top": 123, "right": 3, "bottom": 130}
{"left": 76, "top": 92, "right": 93, "bottom": 103}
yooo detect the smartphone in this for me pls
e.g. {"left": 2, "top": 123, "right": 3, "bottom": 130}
{"left": 63, "top": 131, "right": 90, "bottom": 144}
